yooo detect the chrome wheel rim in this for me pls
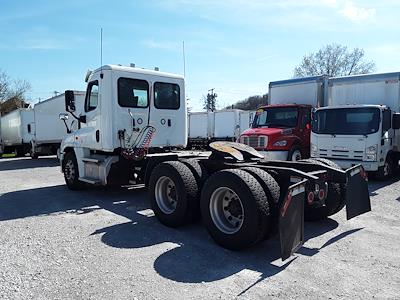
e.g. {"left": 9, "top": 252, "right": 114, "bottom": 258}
{"left": 209, "top": 187, "right": 244, "bottom": 234}
{"left": 291, "top": 150, "right": 302, "bottom": 161}
{"left": 155, "top": 176, "right": 177, "bottom": 214}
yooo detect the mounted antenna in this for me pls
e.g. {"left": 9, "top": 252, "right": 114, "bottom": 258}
{"left": 100, "top": 28, "right": 104, "bottom": 79}
{"left": 182, "top": 40, "right": 186, "bottom": 78}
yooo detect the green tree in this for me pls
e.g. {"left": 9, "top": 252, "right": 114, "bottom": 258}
{"left": 203, "top": 90, "right": 217, "bottom": 112}
{"left": 226, "top": 94, "right": 268, "bottom": 110}
{"left": 294, "top": 44, "right": 376, "bottom": 78}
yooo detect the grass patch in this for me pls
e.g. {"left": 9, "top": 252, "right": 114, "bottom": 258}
{"left": 1, "top": 153, "right": 16, "bottom": 158}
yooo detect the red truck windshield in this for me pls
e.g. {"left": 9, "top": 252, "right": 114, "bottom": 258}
{"left": 253, "top": 107, "right": 298, "bottom": 128}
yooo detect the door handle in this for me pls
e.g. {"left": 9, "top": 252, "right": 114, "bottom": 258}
{"left": 168, "top": 119, "right": 171, "bottom": 127}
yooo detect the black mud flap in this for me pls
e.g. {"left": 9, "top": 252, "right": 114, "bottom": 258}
{"left": 279, "top": 180, "right": 307, "bottom": 261}
{"left": 345, "top": 165, "right": 371, "bottom": 220}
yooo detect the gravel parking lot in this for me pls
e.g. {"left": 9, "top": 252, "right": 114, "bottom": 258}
{"left": 0, "top": 156, "right": 399, "bottom": 299}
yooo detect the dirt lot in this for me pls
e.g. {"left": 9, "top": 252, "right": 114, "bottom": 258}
{"left": 0, "top": 156, "right": 399, "bottom": 299}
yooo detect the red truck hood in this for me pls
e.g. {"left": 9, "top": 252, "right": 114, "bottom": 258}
{"left": 241, "top": 127, "right": 293, "bottom": 137}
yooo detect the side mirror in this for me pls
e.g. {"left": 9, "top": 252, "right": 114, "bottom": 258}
{"left": 65, "top": 90, "right": 76, "bottom": 112}
{"left": 393, "top": 113, "right": 400, "bottom": 130}
{"left": 59, "top": 113, "right": 69, "bottom": 121}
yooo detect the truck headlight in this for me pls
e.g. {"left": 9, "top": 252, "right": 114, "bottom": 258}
{"left": 365, "top": 154, "right": 376, "bottom": 161}
{"left": 310, "top": 143, "right": 318, "bottom": 157}
{"left": 311, "top": 143, "right": 317, "bottom": 152}
{"left": 366, "top": 145, "right": 377, "bottom": 155}
{"left": 273, "top": 140, "right": 287, "bottom": 147}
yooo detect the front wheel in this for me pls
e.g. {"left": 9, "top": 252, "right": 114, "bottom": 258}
{"left": 288, "top": 145, "right": 302, "bottom": 161}
{"left": 376, "top": 156, "right": 393, "bottom": 181}
{"left": 62, "top": 151, "right": 84, "bottom": 190}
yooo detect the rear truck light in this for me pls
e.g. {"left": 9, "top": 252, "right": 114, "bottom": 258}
{"left": 318, "top": 188, "right": 325, "bottom": 200}
{"left": 307, "top": 191, "right": 314, "bottom": 204}
{"left": 273, "top": 140, "right": 287, "bottom": 147}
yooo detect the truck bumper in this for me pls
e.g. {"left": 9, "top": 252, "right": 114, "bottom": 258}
{"left": 259, "top": 150, "right": 288, "bottom": 161}
{"left": 313, "top": 157, "right": 380, "bottom": 172}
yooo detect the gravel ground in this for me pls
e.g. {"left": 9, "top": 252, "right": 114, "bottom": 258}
{"left": 0, "top": 156, "right": 399, "bottom": 299}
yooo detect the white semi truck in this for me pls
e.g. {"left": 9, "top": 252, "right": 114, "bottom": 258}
{"left": 0, "top": 108, "right": 34, "bottom": 156}
{"left": 31, "top": 91, "right": 85, "bottom": 158}
{"left": 58, "top": 64, "right": 371, "bottom": 259}
{"left": 311, "top": 72, "right": 400, "bottom": 180}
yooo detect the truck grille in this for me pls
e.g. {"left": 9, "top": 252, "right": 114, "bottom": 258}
{"left": 318, "top": 149, "right": 363, "bottom": 160}
{"left": 241, "top": 135, "right": 268, "bottom": 148}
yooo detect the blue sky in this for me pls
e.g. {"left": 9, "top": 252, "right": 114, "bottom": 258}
{"left": 1, "top": 0, "right": 399, "bottom": 111}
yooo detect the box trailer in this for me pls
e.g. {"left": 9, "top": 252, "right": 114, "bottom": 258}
{"left": 311, "top": 72, "right": 400, "bottom": 180}
{"left": 57, "top": 65, "right": 371, "bottom": 260}
{"left": 187, "top": 112, "right": 214, "bottom": 149}
{"left": 31, "top": 91, "right": 85, "bottom": 158}
{"left": 1, "top": 108, "right": 34, "bottom": 156}
{"left": 213, "top": 110, "right": 241, "bottom": 140}
{"left": 240, "top": 76, "right": 328, "bottom": 161}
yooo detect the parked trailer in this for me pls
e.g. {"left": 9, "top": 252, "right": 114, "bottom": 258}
{"left": 1, "top": 108, "right": 34, "bottom": 156}
{"left": 240, "top": 76, "right": 328, "bottom": 161}
{"left": 0, "top": 117, "right": 3, "bottom": 155}
{"left": 188, "top": 109, "right": 254, "bottom": 149}
{"left": 31, "top": 91, "right": 85, "bottom": 158}
{"left": 312, "top": 72, "right": 400, "bottom": 180}
{"left": 59, "top": 65, "right": 371, "bottom": 260}
{"left": 188, "top": 112, "right": 213, "bottom": 149}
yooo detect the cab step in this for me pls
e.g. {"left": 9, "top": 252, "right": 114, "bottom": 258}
{"left": 79, "top": 177, "right": 101, "bottom": 185}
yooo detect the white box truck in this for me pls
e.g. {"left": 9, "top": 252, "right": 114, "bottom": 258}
{"left": 1, "top": 108, "right": 34, "bottom": 156}
{"left": 0, "top": 117, "right": 3, "bottom": 155}
{"left": 57, "top": 64, "right": 370, "bottom": 260}
{"left": 187, "top": 111, "right": 214, "bottom": 149}
{"left": 311, "top": 72, "right": 400, "bottom": 180}
{"left": 31, "top": 91, "right": 85, "bottom": 158}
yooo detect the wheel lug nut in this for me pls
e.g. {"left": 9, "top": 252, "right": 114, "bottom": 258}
{"left": 223, "top": 206, "right": 228, "bottom": 211}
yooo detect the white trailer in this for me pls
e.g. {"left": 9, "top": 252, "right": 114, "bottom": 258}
{"left": 239, "top": 110, "right": 255, "bottom": 135}
{"left": 31, "top": 91, "right": 85, "bottom": 158}
{"left": 0, "top": 117, "right": 3, "bottom": 155}
{"left": 311, "top": 72, "right": 400, "bottom": 179}
{"left": 0, "top": 108, "right": 34, "bottom": 156}
{"left": 187, "top": 111, "right": 214, "bottom": 148}
{"left": 269, "top": 75, "right": 329, "bottom": 107}
{"left": 212, "top": 110, "right": 241, "bottom": 140}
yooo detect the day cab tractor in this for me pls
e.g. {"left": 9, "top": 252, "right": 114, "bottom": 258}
{"left": 58, "top": 64, "right": 371, "bottom": 260}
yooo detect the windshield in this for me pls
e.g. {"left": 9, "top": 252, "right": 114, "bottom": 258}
{"left": 312, "top": 107, "right": 380, "bottom": 135}
{"left": 253, "top": 107, "right": 298, "bottom": 128}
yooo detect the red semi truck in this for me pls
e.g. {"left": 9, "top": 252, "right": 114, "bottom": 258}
{"left": 239, "top": 75, "right": 328, "bottom": 161}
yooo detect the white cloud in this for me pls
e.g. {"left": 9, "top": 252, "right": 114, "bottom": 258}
{"left": 339, "top": 1, "right": 376, "bottom": 22}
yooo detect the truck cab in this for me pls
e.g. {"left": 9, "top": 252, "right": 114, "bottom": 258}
{"left": 59, "top": 64, "right": 186, "bottom": 185}
{"left": 239, "top": 104, "right": 312, "bottom": 161}
{"left": 311, "top": 104, "right": 400, "bottom": 179}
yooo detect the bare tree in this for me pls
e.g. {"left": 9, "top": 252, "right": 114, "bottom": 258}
{"left": 294, "top": 44, "right": 376, "bottom": 78}
{"left": 0, "top": 69, "right": 31, "bottom": 103}
{"left": 0, "top": 70, "right": 10, "bottom": 102}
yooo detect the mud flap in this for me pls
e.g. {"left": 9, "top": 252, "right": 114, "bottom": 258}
{"left": 345, "top": 165, "right": 371, "bottom": 220}
{"left": 279, "top": 180, "right": 307, "bottom": 261}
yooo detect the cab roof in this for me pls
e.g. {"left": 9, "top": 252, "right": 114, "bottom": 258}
{"left": 93, "top": 64, "right": 184, "bottom": 80}
{"left": 258, "top": 103, "right": 313, "bottom": 109}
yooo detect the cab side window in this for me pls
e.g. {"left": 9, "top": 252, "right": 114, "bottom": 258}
{"left": 118, "top": 78, "right": 149, "bottom": 108}
{"left": 154, "top": 82, "right": 180, "bottom": 110}
{"left": 302, "top": 108, "right": 311, "bottom": 128}
{"left": 85, "top": 81, "right": 99, "bottom": 112}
